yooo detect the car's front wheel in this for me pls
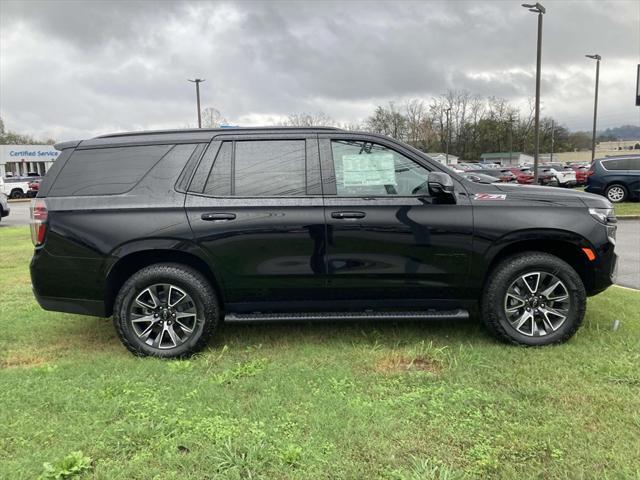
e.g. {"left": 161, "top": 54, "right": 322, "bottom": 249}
{"left": 113, "top": 263, "right": 219, "bottom": 358}
{"left": 605, "top": 184, "right": 627, "bottom": 203}
{"left": 9, "top": 189, "right": 24, "bottom": 199}
{"left": 481, "top": 252, "right": 586, "bottom": 346}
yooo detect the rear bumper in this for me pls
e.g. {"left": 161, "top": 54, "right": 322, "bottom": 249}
{"left": 33, "top": 289, "right": 107, "bottom": 317}
{"left": 30, "top": 247, "right": 107, "bottom": 317}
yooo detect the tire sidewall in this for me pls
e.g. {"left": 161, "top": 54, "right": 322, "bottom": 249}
{"left": 484, "top": 254, "right": 586, "bottom": 346}
{"left": 114, "top": 265, "right": 218, "bottom": 358}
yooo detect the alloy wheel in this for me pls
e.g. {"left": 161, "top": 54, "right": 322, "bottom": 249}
{"left": 503, "top": 271, "right": 570, "bottom": 337}
{"left": 128, "top": 283, "right": 199, "bottom": 349}
{"left": 607, "top": 186, "right": 625, "bottom": 202}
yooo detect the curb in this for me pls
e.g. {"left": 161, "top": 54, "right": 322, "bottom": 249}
{"left": 617, "top": 215, "right": 640, "bottom": 221}
{"left": 7, "top": 199, "right": 32, "bottom": 204}
{"left": 613, "top": 284, "right": 640, "bottom": 292}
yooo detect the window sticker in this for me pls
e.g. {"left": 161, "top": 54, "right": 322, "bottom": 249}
{"left": 342, "top": 154, "right": 396, "bottom": 187}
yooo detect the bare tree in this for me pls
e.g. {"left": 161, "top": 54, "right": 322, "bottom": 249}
{"left": 201, "top": 107, "right": 228, "bottom": 128}
{"left": 280, "top": 112, "right": 334, "bottom": 127}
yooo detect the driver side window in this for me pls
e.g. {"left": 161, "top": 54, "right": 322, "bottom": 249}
{"left": 330, "top": 140, "right": 429, "bottom": 196}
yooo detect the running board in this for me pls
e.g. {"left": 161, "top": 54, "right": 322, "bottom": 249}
{"left": 224, "top": 309, "right": 469, "bottom": 323}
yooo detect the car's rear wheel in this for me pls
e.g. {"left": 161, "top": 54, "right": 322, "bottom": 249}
{"left": 113, "top": 263, "right": 219, "bottom": 358}
{"left": 605, "top": 184, "right": 627, "bottom": 203}
{"left": 481, "top": 252, "right": 586, "bottom": 346}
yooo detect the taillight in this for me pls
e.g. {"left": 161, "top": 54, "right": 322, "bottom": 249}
{"left": 30, "top": 199, "right": 48, "bottom": 246}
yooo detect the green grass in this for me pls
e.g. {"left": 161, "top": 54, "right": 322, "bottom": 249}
{"left": 1, "top": 226, "right": 639, "bottom": 479}
{"left": 614, "top": 201, "right": 640, "bottom": 217}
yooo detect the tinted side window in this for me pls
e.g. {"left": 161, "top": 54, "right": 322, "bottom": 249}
{"left": 627, "top": 158, "right": 640, "bottom": 171}
{"left": 189, "top": 142, "right": 220, "bottom": 193}
{"left": 330, "top": 140, "right": 429, "bottom": 196}
{"left": 234, "top": 140, "right": 306, "bottom": 196}
{"left": 49, "top": 145, "right": 173, "bottom": 196}
{"left": 204, "top": 141, "right": 232, "bottom": 196}
{"left": 602, "top": 159, "right": 628, "bottom": 171}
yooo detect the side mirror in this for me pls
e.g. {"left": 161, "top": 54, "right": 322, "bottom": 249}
{"left": 428, "top": 172, "right": 455, "bottom": 198}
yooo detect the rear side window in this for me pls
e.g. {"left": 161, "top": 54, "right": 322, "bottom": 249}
{"left": 234, "top": 140, "right": 305, "bottom": 196}
{"left": 192, "top": 140, "right": 307, "bottom": 196}
{"left": 627, "top": 158, "right": 640, "bottom": 171}
{"left": 602, "top": 158, "right": 629, "bottom": 171}
{"left": 49, "top": 145, "right": 173, "bottom": 196}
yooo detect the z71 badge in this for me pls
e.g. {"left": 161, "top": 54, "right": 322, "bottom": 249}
{"left": 474, "top": 193, "right": 507, "bottom": 200}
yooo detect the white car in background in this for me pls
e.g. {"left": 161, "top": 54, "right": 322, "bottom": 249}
{"left": 542, "top": 167, "right": 577, "bottom": 187}
{"left": 0, "top": 176, "right": 35, "bottom": 199}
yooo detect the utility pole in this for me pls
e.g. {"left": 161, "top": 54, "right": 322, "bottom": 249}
{"left": 522, "top": 3, "right": 545, "bottom": 183}
{"left": 445, "top": 107, "right": 452, "bottom": 164}
{"left": 586, "top": 55, "right": 601, "bottom": 163}
{"left": 550, "top": 119, "right": 555, "bottom": 162}
{"left": 508, "top": 114, "right": 514, "bottom": 166}
{"left": 187, "top": 78, "right": 205, "bottom": 128}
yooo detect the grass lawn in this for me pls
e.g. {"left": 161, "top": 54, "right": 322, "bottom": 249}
{"left": 614, "top": 201, "right": 640, "bottom": 217}
{"left": 1, "top": 226, "right": 639, "bottom": 479}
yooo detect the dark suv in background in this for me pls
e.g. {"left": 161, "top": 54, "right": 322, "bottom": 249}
{"left": 31, "top": 128, "right": 617, "bottom": 357}
{"left": 586, "top": 155, "right": 640, "bottom": 203}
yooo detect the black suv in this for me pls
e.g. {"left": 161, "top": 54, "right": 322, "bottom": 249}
{"left": 585, "top": 155, "right": 640, "bottom": 203}
{"left": 30, "top": 128, "right": 618, "bottom": 357}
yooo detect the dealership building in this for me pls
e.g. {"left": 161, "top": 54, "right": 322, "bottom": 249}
{"left": 0, "top": 144, "right": 60, "bottom": 178}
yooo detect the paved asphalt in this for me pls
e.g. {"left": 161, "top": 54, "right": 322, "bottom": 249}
{"left": 1, "top": 200, "right": 639, "bottom": 290}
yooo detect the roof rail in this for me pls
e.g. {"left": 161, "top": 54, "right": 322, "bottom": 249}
{"left": 95, "top": 126, "right": 342, "bottom": 139}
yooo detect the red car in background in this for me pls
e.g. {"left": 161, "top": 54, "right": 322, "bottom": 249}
{"left": 27, "top": 180, "right": 40, "bottom": 198}
{"left": 506, "top": 167, "right": 535, "bottom": 184}
{"left": 569, "top": 164, "right": 590, "bottom": 185}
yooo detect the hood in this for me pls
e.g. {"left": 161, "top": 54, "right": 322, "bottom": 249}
{"left": 491, "top": 183, "right": 612, "bottom": 209}
{"left": 462, "top": 180, "right": 612, "bottom": 209}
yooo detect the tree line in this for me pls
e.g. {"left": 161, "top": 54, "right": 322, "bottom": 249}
{"left": 277, "top": 90, "right": 627, "bottom": 161}
{"left": 0, "top": 118, "right": 55, "bottom": 145}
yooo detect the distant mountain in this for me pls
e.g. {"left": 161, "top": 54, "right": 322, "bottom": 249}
{"left": 598, "top": 125, "right": 640, "bottom": 140}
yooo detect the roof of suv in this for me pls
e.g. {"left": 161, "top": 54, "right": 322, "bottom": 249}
{"left": 55, "top": 126, "right": 344, "bottom": 151}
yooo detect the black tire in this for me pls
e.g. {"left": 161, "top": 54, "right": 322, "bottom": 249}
{"left": 10, "top": 189, "right": 24, "bottom": 199}
{"left": 113, "top": 263, "right": 219, "bottom": 358}
{"left": 481, "top": 252, "right": 586, "bottom": 346}
{"left": 605, "top": 184, "right": 627, "bottom": 203}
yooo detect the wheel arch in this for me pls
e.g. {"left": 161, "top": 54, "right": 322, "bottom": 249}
{"left": 481, "top": 232, "right": 595, "bottom": 295}
{"left": 104, "top": 248, "right": 225, "bottom": 317}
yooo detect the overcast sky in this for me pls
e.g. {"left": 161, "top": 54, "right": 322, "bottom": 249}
{"left": 1, "top": 0, "right": 639, "bottom": 141}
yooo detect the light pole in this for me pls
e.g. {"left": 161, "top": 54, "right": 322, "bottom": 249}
{"left": 522, "top": 2, "right": 545, "bottom": 183}
{"left": 445, "top": 107, "right": 451, "bottom": 164}
{"left": 586, "top": 54, "right": 601, "bottom": 163}
{"left": 187, "top": 78, "right": 205, "bottom": 128}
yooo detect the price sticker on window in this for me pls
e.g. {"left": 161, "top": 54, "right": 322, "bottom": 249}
{"left": 342, "top": 154, "right": 396, "bottom": 187}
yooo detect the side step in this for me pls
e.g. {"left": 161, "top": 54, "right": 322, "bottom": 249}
{"left": 224, "top": 309, "right": 469, "bottom": 323}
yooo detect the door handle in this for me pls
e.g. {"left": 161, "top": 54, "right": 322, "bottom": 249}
{"left": 331, "top": 211, "right": 366, "bottom": 219}
{"left": 201, "top": 212, "right": 236, "bottom": 221}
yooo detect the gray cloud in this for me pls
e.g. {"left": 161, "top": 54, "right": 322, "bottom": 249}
{"left": 0, "top": 0, "right": 638, "bottom": 141}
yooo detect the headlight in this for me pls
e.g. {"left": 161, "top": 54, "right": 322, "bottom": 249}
{"left": 588, "top": 207, "right": 616, "bottom": 225}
